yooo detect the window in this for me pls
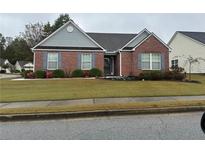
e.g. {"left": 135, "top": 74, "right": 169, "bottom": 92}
{"left": 141, "top": 53, "right": 161, "bottom": 70}
{"left": 81, "top": 53, "right": 92, "bottom": 70}
{"left": 141, "top": 53, "right": 150, "bottom": 70}
{"left": 152, "top": 53, "right": 161, "bottom": 70}
{"left": 47, "top": 53, "right": 58, "bottom": 70}
{"left": 171, "top": 59, "right": 178, "bottom": 68}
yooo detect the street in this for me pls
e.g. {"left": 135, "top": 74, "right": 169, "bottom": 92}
{"left": 0, "top": 112, "right": 204, "bottom": 139}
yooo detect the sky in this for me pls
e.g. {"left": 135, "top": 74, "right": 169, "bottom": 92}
{"left": 0, "top": 13, "right": 205, "bottom": 43}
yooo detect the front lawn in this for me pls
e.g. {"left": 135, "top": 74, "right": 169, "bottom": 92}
{"left": 0, "top": 75, "right": 205, "bottom": 102}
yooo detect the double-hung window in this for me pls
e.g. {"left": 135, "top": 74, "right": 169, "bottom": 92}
{"left": 152, "top": 53, "right": 161, "bottom": 70}
{"left": 141, "top": 53, "right": 161, "bottom": 70}
{"left": 81, "top": 53, "right": 92, "bottom": 70}
{"left": 171, "top": 59, "right": 178, "bottom": 68}
{"left": 141, "top": 53, "right": 150, "bottom": 70}
{"left": 47, "top": 53, "right": 58, "bottom": 70}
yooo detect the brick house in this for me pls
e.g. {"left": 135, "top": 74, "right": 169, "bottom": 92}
{"left": 32, "top": 20, "right": 170, "bottom": 76}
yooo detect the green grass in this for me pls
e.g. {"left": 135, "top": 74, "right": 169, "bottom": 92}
{"left": 1, "top": 100, "right": 205, "bottom": 115}
{"left": 0, "top": 75, "right": 205, "bottom": 102}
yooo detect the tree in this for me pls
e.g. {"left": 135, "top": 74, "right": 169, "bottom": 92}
{"left": 5, "top": 38, "right": 33, "bottom": 64}
{"left": 185, "top": 56, "right": 205, "bottom": 80}
{"left": 52, "top": 14, "right": 70, "bottom": 32}
{"left": 43, "top": 22, "right": 53, "bottom": 37}
{"left": 21, "top": 22, "right": 45, "bottom": 47}
{"left": 0, "top": 33, "right": 6, "bottom": 58}
{"left": 43, "top": 14, "right": 70, "bottom": 37}
{"left": 174, "top": 55, "right": 205, "bottom": 80}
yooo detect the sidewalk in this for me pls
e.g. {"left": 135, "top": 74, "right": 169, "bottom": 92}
{"left": 1, "top": 95, "right": 205, "bottom": 109}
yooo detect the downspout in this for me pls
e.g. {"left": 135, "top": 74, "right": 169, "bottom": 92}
{"left": 119, "top": 50, "right": 122, "bottom": 76}
{"left": 31, "top": 48, "right": 35, "bottom": 72}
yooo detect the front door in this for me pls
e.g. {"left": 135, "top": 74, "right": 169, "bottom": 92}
{"left": 104, "top": 58, "right": 111, "bottom": 75}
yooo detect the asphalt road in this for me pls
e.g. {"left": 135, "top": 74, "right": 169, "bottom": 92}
{"left": 0, "top": 112, "right": 205, "bottom": 139}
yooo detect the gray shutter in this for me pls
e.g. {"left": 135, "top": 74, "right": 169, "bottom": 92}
{"left": 58, "top": 52, "right": 62, "bottom": 69}
{"left": 137, "top": 53, "right": 141, "bottom": 69}
{"left": 77, "top": 52, "right": 81, "bottom": 69}
{"left": 92, "top": 53, "right": 96, "bottom": 68}
{"left": 43, "top": 52, "right": 48, "bottom": 70}
{"left": 161, "top": 53, "right": 165, "bottom": 70}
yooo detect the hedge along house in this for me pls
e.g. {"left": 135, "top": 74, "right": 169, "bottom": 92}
{"left": 32, "top": 20, "right": 170, "bottom": 76}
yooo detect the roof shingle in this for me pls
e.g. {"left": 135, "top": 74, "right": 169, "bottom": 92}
{"left": 86, "top": 32, "right": 137, "bottom": 51}
{"left": 179, "top": 31, "right": 205, "bottom": 45}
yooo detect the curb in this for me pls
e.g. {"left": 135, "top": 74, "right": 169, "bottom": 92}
{"left": 0, "top": 106, "right": 205, "bottom": 122}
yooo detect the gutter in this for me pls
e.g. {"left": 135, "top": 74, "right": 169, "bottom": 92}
{"left": 119, "top": 50, "right": 122, "bottom": 76}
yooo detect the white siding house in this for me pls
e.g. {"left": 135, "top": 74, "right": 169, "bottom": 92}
{"left": 168, "top": 31, "right": 205, "bottom": 73}
{"left": 0, "top": 58, "right": 12, "bottom": 73}
{"left": 15, "top": 61, "right": 34, "bottom": 72}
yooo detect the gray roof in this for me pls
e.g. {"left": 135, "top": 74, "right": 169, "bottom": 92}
{"left": 86, "top": 32, "right": 137, "bottom": 51}
{"left": 179, "top": 31, "right": 205, "bottom": 45}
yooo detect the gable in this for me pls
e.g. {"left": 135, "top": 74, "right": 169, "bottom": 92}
{"left": 121, "top": 29, "right": 150, "bottom": 50}
{"left": 33, "top": 21, "right": 104, "bottom": 50}
{"left": 134, "top": 35, "right": 169, "bottom": 52}
{"left": 169, "top": 32, "right": 205, "bottom": 56}
{"left": 125, "top": 31, "right": 150, "bottom": 48}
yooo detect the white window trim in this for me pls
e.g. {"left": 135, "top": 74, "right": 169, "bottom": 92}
{"left": 47, "top": 52, "right": 58, "bottom": 70}
{"left": 81, "top": 53, "right": 92, "bottom": 70}
{"left": 141, "top": 53, "right": 161, "bottom": 71}
{"left": 171, "top": 59, "right": 178, "bottom": 67}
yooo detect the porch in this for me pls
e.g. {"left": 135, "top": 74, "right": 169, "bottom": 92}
{"left": 104, "top": 53, "right": 118, "bottom": 76}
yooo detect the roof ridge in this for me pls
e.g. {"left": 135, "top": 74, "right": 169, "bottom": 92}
{"left": 178, "top": 31, "right": 205, "bottom": 33}
{"left": 86, "top": 32, "right": 138, "bottom": 35}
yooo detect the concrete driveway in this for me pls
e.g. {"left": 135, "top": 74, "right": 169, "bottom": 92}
{"left": 0, "top": 73, "right": 21, "bottom": 79}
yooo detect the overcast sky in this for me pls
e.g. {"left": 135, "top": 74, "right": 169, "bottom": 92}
{"left": 0, "top": 13, "right": 205, "bottom": 43}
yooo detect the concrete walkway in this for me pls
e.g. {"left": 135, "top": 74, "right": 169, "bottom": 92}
{"left": 0, "top": 95, "right": 205, "bottom": 109}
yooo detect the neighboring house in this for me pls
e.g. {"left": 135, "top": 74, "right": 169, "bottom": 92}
{"left": 15, "top": 61, "right": 34, "bottom": 71}
{"left": 32, "top": 20, "right": 170, "bottom": 76}
{"left": 0, "top": 58, "right": 12, "bottom": 73}
{"left": 169, "top": 31, "right": 205, "bottom": 73}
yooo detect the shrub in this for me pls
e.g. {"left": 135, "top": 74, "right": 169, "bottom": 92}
{"left": 150, "top": 71, "right": 164, "bottom": 80}
{"left": 71, "top": 69, "right": 83, "bottom": 77}
{"left": 46, "top": 71, "right": 53, "bottom": 78}
{"left": 139, "top": 71, "right": 164, "bottom": 80}
{"left": 0, "top": 70, "right": 6, "bottom": 73}
{"left": 164, "top": 71, "right": 174, "bottom": 80}
{"left": 139, "top": 71, "right": 151, "bottom": 80}
{"left": 21, "top": 68, "right": 25, "bottom": 72}
{"left": 35, "top": 70, "right": 46, "bottom": 78}
{"left": 89, "top": 68, "right": 102, "bottom": 77}
{"left": 14, "top": 70, "right": 21, "bottom": 73}
{"left": 53, "top": 69, "right": 65, "bottom": 78}
{"left": 170, "top": 66, "right": 184, "bottom": 73}
{"left": 23, "top": 70, "right": 34, "bottom": 78}
{"left": 164, "top": 71, "right": 185, "bottom": 81}
{"left": 125, "top": 76, "right": 138, "bottom": 81}
{"left": 83, "top": 70, "right": 90, "bottom": 77}
{"left": 173, "top": 73, "right": 186, "bottom": 81}
{"left": 25, "top": 71, "right": 35, "bottom": 79}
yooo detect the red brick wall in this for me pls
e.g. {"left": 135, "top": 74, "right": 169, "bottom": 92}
{"left": 60, "top": 51, "right": 78, "bottom": 74}
{"left": 95, "top": 52, "right": 104, "bottom": 74}
{"left": 34, "top": 51, "right": 43, "bottom": 72}
{"left": 120, "top": 35, "right": 169, "bottom": 76}
{"left": 34, "top": 50, "right": 104, "bottom": 75}
{"left": 121, "top": 52, "right": 132, "bottom": 76}
{"left": 115, "top": 53, "right": 120, "bottom": 76}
